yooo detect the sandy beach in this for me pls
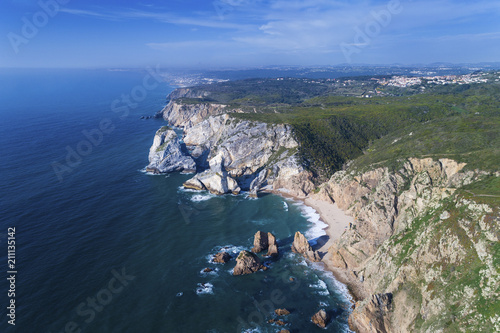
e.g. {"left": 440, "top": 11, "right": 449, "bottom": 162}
{"left": 266, "top": 188, "right": 368, "bottom": 301}
{"left": 304, "top": 197, "right": 353, "bottom": 252}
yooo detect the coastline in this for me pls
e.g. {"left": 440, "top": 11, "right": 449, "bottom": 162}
{"left": 265, "top": 188, "right": 368, "bottom": 302}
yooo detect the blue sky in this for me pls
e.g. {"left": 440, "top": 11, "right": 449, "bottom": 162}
{"left": 1, "top": 0, "right": 499, "bottom": 68}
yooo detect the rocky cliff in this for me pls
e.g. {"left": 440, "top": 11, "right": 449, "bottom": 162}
{"left": 146, "top": 126, "right": 196, "bottom": 173}
{"left": 148, "top": 98, "right": 314, "bottom": 197}
{"left": 148, "top": 88, "right": 499, "bottom": 332}
{"left": 312, "top": 158, "right": 499, "bottom": 332}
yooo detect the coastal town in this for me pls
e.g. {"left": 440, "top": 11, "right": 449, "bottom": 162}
{"left": 376, "top": 71, "right": 494, "bottom": 87}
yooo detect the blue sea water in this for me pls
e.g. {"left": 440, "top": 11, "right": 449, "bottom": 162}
{"left": 0, "top": 69, "right": 352, "bottom": 333}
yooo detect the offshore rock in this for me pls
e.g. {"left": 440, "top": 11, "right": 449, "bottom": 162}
{"left": 251, "top": 231, "right": 269, "bottom": 253}
{"left": 147, "top": 127, "right": 196, "bottom": 173}
{"left": 291, "top": 232, "right": 321, "bottom": 262}
{"left": 266, "top": 232, "right": 279, "bottom": 257}
{"left": 275, "top": 308, "right": 290, "bottom": 316}
{"left": 311, "top": 309, "right": 330, "bottom": 328}
{"left": 233, "top": 251, "right": 263, "bottom": 276}
{"left": 213, "top": 252, "right": 231, "bottom": 264}
{"left": 251, "top": 231, "right": 279, "bottom": 257}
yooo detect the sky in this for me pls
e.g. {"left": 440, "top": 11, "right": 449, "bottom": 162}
{"left": 0, "top": 0, "right": 499, "bottom": 68}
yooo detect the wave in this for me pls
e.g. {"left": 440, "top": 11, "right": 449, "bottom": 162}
{"left": 196, "top": 282, "right": 214, "bottom": 295}
{"left": 292, "top": 201, "right": 329, "bottom": 243}
{"left": 191, "top": 194, "right": 214, "bottom": 202}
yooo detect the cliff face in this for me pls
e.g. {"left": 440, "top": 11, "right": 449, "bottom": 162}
{"left": 182, "top": 114, "right": 314, "bottom": 196}
{"left": 146, "top": 127, "right": 196, "bottom": 173}
{"left": 149, "top": 100, "right": 314, "bottom": 197}
{"left": 160, "top": 101, "right": 229, "bottom": 129}
{"left": 313, "top": 158, "right": 499, "bottom": 333}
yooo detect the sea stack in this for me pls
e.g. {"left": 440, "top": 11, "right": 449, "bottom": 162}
{"left": 251, "top": 231, "right": 279, "bottom": 257}
{"left": 291, "top": 231, "right": 321, "bottom": 262}
{"left": 312, "top": 309, "right": 330, "bottom": 328}
{"left": 233, "top": 251, "right": 263, "bottom": 275}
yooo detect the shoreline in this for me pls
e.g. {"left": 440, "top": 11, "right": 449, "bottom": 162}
{"left": 264, "top": 188, "right": 368, "bottom": 302}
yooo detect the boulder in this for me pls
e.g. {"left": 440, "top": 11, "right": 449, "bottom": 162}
{"left": 203, "top": 268, "right": 213, "bottom": 273}
{"left": 291, "top": 232, "right": 321, "bottom": 262}
{"left": 233, "top": 251, "right": 263, "bottom": 276}
{"left": 278, "top": 330, "right": 290, "bottom": 333}
{"left": 275, "top": 308, "right": 290, "bottom": 316}
{"left": 311, "top": 309, "right": 330, "bottom": 328}
{"left": 213, "top": 252, "right": 231, "bottom": 264}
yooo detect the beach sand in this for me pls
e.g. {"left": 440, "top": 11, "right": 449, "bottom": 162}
{"left": 304, "top": 198, "right": 353, "bottom": 252}
{"left": 265, "top": 188, "right": 368, "bottom": 300}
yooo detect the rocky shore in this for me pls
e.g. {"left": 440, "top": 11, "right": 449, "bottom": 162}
{"left": 148, "top": 89, "right": 499, "bottom": 333}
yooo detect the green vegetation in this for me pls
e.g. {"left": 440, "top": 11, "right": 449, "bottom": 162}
{"left": 383, "top": 191, "right": 499, "bottom": 332}
{"left": 173, "top": 74, "right": 500, "bottom": 178}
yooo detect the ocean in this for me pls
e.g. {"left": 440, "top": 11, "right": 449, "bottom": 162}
{"left": 0, "top": 69, "right": 352, "bottom": 333}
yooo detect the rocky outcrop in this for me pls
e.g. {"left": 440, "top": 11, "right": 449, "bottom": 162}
{"left": 146, "top": 127, "right": 196, "bottom": 173}
{"left": 311, "top": 309, "right": 330, "bottom": 328}
{"left": 183, "top": 153, "right": 241, "bottom": 195}
{"left": 275, "top": 308, "right": 290, "bottom": 316}
{"left": 160, "top": 101, "right": 228, "bottom": 129}
{"left": 251, "top": 231, "right": 269, "bottom": 253}
{"left": 266, "top": 233, "right": 279, "bottom": 257}
{"left": 150, "top": 96, "right": 315, "bottom": 196}
{"left": 251, "top": 231, "right": 278, "bottom": 256}
{"left": 181, "top": 114, "right": 314, "bottom": 196}
{"left": 212, "top": 252, "right": 231, "bottom": 264}
{"left": 349, "top": 293, "right": 393, "bottom": 333}
{"left": 291, "top": 232, "right": 321, "bottom": 262}
{"left": 233, "top": 251, "right": 263, "bottom": 276}
{"left": 313, "top": 157, "right": 498, "bottom": 333}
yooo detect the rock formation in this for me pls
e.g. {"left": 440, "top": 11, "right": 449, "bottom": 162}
{"left": 267, "top": 319, "right": 286, "bottom": 326}
{"left": 233, "top": 251, "right": 263, "bottom": 276}
{"left": 146, "top": 127, "right": 196, "bottom": 173}
{"left": 311, "top": 309, "right": 330, "bottom": 328}
{"left": 160, "top": 100, "right": 229, "bottom": 129}
{"left": 312, "top": 157, "right": 498, "bottom": 332}
{"left": 266, "top": 232, "right": 279, "bottom": 257}
{"left": 274, "top": 308, "right": 290, "bottom": 316}
{"left": 251, "top": 231, "right": 269, "bottom": 253}
{"left": 149, "top": 96, "right": 315, "bottom": 196}
{"left": 212, "top": 252, "right": 231, "bottom": 264}
{"left": 349, "top": 293, "right": 392, "bottom": 333}
{"left": 251, "top": 231, "right": 278, "bottom": 256}
{"left": 291, "top": 232, "right": 321, "bottom": 262}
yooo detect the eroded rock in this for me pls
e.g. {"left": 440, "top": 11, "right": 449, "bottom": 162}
{"left": 147, "top": 128, "right": 196, "bottom": 173}
{"left": 349, "top": 293, "right": 393, "bottom": 333}
{"left": 213, "top": 252, "right": 231, "bottom": 264}
{"left": 291, "top": 232, "right": 321, "bottom": 262}
{"left": 233, "top": 250, "right": 263, "bottom": 276}
{"left": 251, "top": 231, "right": 269, "bottom": 253}
{"left": 266, "top": 233, "right": 279, "bottom": 257}
{"left": 275, "top": 308, "right": 290, "bottom": 316}
{"left": 311, "top": 309, "right": 330, "bottom": 328}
